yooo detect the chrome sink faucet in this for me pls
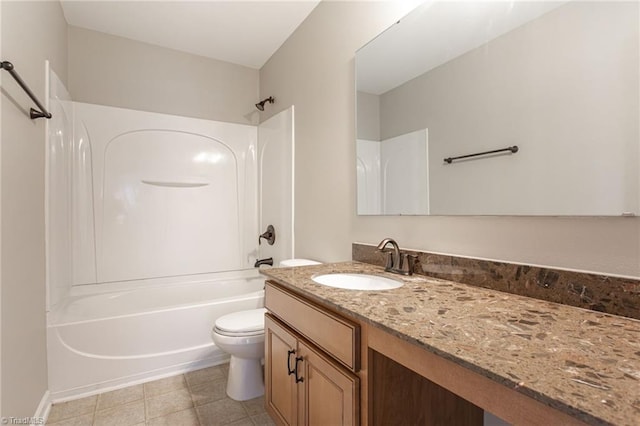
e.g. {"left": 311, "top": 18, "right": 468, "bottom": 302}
{"left": 376, "top": 238, "right": 415, "bottom": 276}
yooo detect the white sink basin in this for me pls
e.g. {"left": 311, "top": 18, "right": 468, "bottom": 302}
{"left": 311, "top": 273, "right": 404, "bottom": 291}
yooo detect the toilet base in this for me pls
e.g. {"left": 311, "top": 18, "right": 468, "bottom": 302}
{"left": 226, "top": 356, "right": 264, "bottom": 401}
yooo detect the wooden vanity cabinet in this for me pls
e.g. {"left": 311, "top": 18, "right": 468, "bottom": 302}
{"left": 264, "top": 281, "right": 360, "bottom": 426}
{"left": 265, "top": 314, "right": 359, "bottom": 426}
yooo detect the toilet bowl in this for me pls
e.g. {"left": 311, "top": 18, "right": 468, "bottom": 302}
{"left": 211, "top": 259, "right": 320, "bottom": 401}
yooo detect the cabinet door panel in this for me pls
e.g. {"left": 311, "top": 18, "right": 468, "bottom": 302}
{"left": 265, "top": 315, "right": 298, "bottom": 426}
{"left": 298, "top": 341, "right": 359, "bottom": 426}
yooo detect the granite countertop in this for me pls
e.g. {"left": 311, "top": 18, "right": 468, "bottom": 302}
{"left": 261, "top": 261, "right": 640, "bottom": 426}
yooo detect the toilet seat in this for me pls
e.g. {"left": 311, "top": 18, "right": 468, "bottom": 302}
{"left": 214, "top": 308, "right": 266, "bottom": 337}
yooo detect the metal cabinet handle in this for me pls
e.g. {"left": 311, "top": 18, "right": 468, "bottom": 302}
{"left": 294, "top": 356, "right": 304, "bottom": 383}
{"left": 287, "top": 350, "right": 296, "bottom": 375}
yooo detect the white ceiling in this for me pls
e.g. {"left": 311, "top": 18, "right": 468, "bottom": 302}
{"left": 60, "top": 0, "right": 321, "bottom": 70}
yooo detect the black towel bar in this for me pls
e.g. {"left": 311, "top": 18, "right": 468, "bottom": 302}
{"left": 0, "top": 60, "right": 51, "bottom": 119}
{"left": 444, "top": 145, "right": 518, "bottom": 164}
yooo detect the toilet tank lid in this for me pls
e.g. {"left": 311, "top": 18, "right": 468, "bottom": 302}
{"left": 215, "top": 308, "right": 267, "bottom": 333}
{"left": 279, "top": 259, "right": 321, "bottom": 267}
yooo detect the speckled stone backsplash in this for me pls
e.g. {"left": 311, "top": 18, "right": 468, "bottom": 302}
{"left": 353, "top": 243, "right": 640, "bottom": 320}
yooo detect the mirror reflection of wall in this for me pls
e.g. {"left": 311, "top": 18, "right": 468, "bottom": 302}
{"left": 356, "top": 1, "right": 639, "bottom": 216}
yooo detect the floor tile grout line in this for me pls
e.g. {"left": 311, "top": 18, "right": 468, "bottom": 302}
{"left": 185, "top": 372, "right": 202, "bottom": 426}
{"left": 145, "top": 374, "right": 197, "bottom": 423}
{"left": 144, "top": 374, "right": 185, "bottom": 421}
{"left": 142, "top": 377, "right": 148, "bottom": 424}
{"left": 241, "top": 402, "right": 251, "bottom": 425}
{"left": 91, "top": 395, "right": 98, "bottom": 426}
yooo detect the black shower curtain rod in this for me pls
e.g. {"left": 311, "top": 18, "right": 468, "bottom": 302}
{"left": 0, "top": 60, "right": 52, "bottom": 119}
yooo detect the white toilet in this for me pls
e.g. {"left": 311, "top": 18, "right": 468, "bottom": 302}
{"left": 212, "top": 307, "right": 268, "bottom": 401}
{"left": 211, "top": 258, "right": 320, "bottom": 401}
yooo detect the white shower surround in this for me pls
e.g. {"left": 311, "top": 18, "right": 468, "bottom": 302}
{"left": 71, "top": 102, "right": 258, "bottom": 286}
{"left": 46, "top": 68, "right": 295, "bottom": 401}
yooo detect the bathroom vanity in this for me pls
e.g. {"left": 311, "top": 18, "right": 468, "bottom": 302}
{"left": 264, "top": 283, "right": 359, "bottom": 425}
{"left": 262, "top": 262, "right": 640, "bottom": 425}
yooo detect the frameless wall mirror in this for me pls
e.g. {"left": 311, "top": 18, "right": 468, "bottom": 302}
{"left": 356, "top": 0, "right": 639, "bottom": 216}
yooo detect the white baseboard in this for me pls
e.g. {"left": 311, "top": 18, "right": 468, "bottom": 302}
{"left": 34, "top": 390, "right": 52, "bottom": 424}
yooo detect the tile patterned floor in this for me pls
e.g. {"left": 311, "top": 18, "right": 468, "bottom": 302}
{"left": 46, "top": 364, "right": 275, "bottom": 426}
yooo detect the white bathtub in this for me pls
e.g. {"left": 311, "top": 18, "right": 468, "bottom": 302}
{"left": 47, "top": 272, "right": 265, "bottom": 401}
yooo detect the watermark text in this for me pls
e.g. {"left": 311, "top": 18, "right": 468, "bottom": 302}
{"left": 1, "top": 417, "right": 45, "bottom": 425}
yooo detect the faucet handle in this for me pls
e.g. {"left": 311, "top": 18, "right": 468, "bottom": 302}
{"left": 383, "top": 251, "right": 394, "bottom": 271}
{"left": 259, "top": 225, "right": 276, "bottom": 245}
{"left": 400, "top": 253, "right": 418, "bottom": 275}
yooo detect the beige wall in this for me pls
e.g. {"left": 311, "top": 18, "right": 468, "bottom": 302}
{"left": 1, "top": 0, "right": 68, "bottom": 417}
{"left": 260, "top": 1, "right": 640, "bottom": 278}
{"left": 68, "top": 26, "right": 260, "bottom": 125}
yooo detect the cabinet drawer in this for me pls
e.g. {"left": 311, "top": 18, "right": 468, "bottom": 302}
{"left": 265, "top": 281, "right": 360, "bottom": 371}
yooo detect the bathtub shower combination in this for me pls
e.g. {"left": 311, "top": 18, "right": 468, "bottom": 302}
{"left": 46, "top": 66, "right": 294, "bottom": 401}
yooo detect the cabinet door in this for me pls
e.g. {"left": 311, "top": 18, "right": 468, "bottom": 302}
{"left": 265, "top": 315, "right": 298, "bottom": 426}
{"left": 297, "top": 341, "right": 359, "bottom": 426}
